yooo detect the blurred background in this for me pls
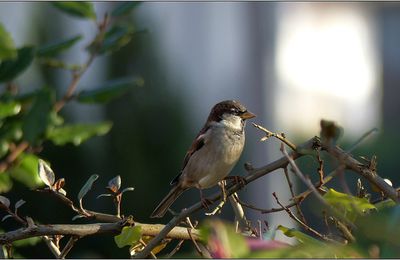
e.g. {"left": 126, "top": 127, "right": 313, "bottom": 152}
{"left": 1, "top": 1, "right": 400, "bottom": 258}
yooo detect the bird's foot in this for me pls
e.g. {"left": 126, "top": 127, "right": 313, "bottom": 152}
{"left": 224, "top": 175, "right": 247, "bottom": 189}
{"left": 201, "top": 198, "right": 213, "bottom": 210}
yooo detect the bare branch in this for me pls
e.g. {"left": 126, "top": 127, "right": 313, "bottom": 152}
{"left": 322, "top": 144, "right": 400, "bottom": 203}
{"left": 42, "top": 236, "right": 61, "bottom": 258}
{"left": 283, "top": 167, "right": 307, "bottom": 224}
{"left": 252, "top": 123, "right": 297, "bottom": 151}
{"left": 134, "top": 137, "right": 318, "bottom": 258}
{"left": 272, "top": 192, "right": 337, "bottom": 243}
{"left": 60, "top": 236, "right": 79, "bottom": 259}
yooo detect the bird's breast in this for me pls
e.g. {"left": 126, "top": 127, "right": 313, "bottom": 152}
{"left": 182, "top": 125, "right": 245, "bottom": 189}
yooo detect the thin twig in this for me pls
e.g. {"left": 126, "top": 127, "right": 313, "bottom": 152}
{"left": 54, "top": 14, "right": 109, "bottom": 112}
{"left": 134, "top": 137, "right": 318, "bottom": 258}
{"left": 252, "top": 123, "right": 297, "bottom": 150}
{"left": 137, "top": 239, "right": 157, "bottom": 259}
{"left": 346, "top": 128, "right": 378, "bottom": 153}
{"left": 166, "top": 240, "right": 185, "bottom": 258}
{"left": 42, "top": 236, "right": 61, "bottom": 258}
{"left": 187, "top": 228, "right": 205, "bottom": 258}
{"left": 0, "top": 141, "right": 29, "bottom": 173}
{"left": 281, "top": 143, "right": 355, "bottom": 228}
{"left": 233, "top": 192, "right": 302, "bottom": 214}
{"left": 272, "top": 192, "right": 338, "bottom": 243}
{"left": 230, "top": 193, "right": 251, "bottom": 232}
{"left": 59, "top": 236, "right": 79, "bottom": 259}
{"left": 322, "top": 144, "right": 400, "bottom": 203}
{"left": 316, "top": 150, "right": 324, "bottom": 187}
{"left": 283, "top": 167, "right": 307, "bottom": 224}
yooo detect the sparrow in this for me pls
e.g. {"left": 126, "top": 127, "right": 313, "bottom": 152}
{"left": 150, "top": 100, "right": 255, "bottom": 218}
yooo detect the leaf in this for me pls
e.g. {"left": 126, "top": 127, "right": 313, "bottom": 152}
{"left": 114, "top": 226, "right": 142, "bottom": 248}
{"left": 121, "top": 187, "right": 134, "bottom": 194}
{"left": 15, "top": 199, "right": 25, "bottom": 210}
{"left": 53, "top": 178, "right": 65, "bottom": 191}
{"left": 78, "top": 174, "right": 99, "bottom": 201}
{"left": 52, "top": 2, "right": 96, "bottom": 20}
{"left": 277, "top": 225, "right": 324, "bottom": 246}
{"left": 72, "top": 214, "right": 85, "bottom": 221}
{"left": 0, "top": 174, "right": 13, "bottom": 193}
{"left": 58, "top": 188, "right": 67, "bottom": 196}
{"left": 0, "top": 101, "right": 21, "bottom": 119}
{"left": 107, "top": 175, "right": 121, "bottom": 193}
{"left": 375, "top": 199, "right": 396, "bottom": 210}
{"left": 0, "top": 23, "right": 17, "bottom": 60}
{"left": 46, "top": 121, "right": 112, "bottom": 146}
{"left": 77, "top": 77, "right": 144, "bottom": 104}
{"left": 38, "top": 159, "right": 55, "bottom": 187}
{"left": 22, "top": 88, "right": 53, "bottom": 143}
{"left": 323, "top": 189, "right": 376, "bottom": 222}
{"left": 10, "top": 153, "right": 43, "bottom": 189}
{"left": 49, "top": 110, "right": 64, "bottom": 127}
{"left": 97, "top": 25, "right": 135, "bottom": 55}
{"left": 111, "top": 2, "right": 141, "bottom": 17}
{"left": 1, "top": 215, "right": 12, "bottom": 222}
{"left": 96, "top": 193, "right": 112, "bottom": 199}
{"left": 13, "top": 236, "right": 41, "bottom": 247}
{"left": 37, "top": 35, "right": 82, "bottom": 57}
{"left": 0, "top": 195, "right": 10, "bottom": 208}
{"left": 0, "top": 140, "right": 9, "bottom": 158}
{"left": 0, "top": 46, "right": 35, "bottom": 83}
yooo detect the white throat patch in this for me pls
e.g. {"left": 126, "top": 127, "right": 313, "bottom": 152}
{"left": 219, "top": 113, "right": 243, "bottom": 131}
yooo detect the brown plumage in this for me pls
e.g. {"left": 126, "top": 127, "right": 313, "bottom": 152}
{"left": 150, "top": 100, "right": 255, "bottom": 218}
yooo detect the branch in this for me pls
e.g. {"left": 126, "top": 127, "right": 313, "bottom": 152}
{"left": 322, "top": 144, "right": 400, "bottom": 203}
{"left": 0, "top": 141, "right": 29, "bottom": 173}
{"left": 134, "top": 137, "right": 318, "bottom": 258}
{"left": 0, "top": 220, "right": 201, "bottom": 245}
{"left": 54, "top": 14, "right": 109, "bottom": 112}
{"left": 272, "top": 192, "right": 337, "bottom": 243}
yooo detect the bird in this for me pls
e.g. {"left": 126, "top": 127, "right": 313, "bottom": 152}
{"left": 150, "top": 100, "right": 256, "bottom": 218}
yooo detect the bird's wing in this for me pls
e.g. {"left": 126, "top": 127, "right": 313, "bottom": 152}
{"left": 170, "top": 124, "right": 209, "bottom": 185}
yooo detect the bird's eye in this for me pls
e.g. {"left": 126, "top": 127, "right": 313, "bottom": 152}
{"left": 230, "top": 108, "right": 238, "bottom": 114}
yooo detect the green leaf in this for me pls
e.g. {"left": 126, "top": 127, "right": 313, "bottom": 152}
{"left": 0, "top": 46, "right": 35, "bottom": 83}
{"left": 0, "top": 23, "right": 17, "bottom": 60}
{"left": 46, "top": 121, "right": 112, "bottom": 146}
{"left": 52, "top": 2, "right": 96, "bottom": 20}
{"left": 78, "top": 174, "right": 99, "bottom": 201}
{"left": 323, "top": 189, "right": 376, "bottom": 222}
{"left": 37, "top": 35, "right": 82, "bottom": 57}
{"left": 9, "top": 153, "right": 43, "bottom": 189}
{"left": 13, "top": 236, "right": 41, "bottom": 247}
{"left": 98, "top": 25, "right": 135, "bottom": 54}
{"left": 0, "top": 101, "right": 21, "bottom": 119}
{"left": 0, "top": 173, "right": 13, "bottom": 193}
{"left": 114, "top": 226, "right": 142, "bottom": 248}
{"left": 77, "top": 77, "right": 143, "bottom": 104}
{"left": 22, "top": 89, "right": 53, "bottom": 143}
{"left": 111, "top": 2, "right": 141, "bottom": 17}
{"left": 375, "top": 199, "right": 396, "bottom": 210}
{"left": 277, "top": 225, "right": 324, "bottom": 246}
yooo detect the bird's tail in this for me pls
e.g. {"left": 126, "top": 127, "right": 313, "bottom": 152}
{"left": 150, "top": 185, "right": 186, "bottom": 218}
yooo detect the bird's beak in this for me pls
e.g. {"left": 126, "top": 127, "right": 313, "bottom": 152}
{"left": 241, "top": 110, "right": 256, "bottom": 119}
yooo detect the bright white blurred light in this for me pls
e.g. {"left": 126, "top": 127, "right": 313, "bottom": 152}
{"left": 275, "top": 4, "right": 380, "bottom": 138}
